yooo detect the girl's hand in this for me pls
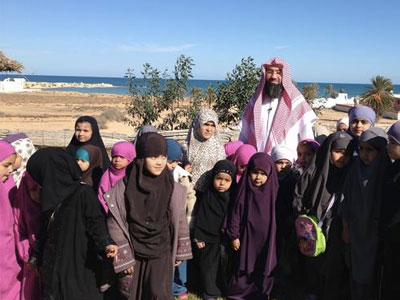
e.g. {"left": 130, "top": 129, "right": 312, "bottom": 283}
{"left": 231, "top": 239, "right": 240, "bottom": 251}
{"left": 196, "top": 241, "right": 205, "bottom": 249}
{"left": 174, "top": 260, "right": 182, "bottom": 267}
{"left": 123, "top": 266, "right": 134, "bottom": 274}
{"left": 105, "top": 244, "right": 119, "bottom": 259}
{"left": 184, "top": 163, "right": 192, "bottom": 173}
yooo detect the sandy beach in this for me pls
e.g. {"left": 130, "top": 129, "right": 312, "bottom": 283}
{"left": 0, "top": 91, "right": 133, "bottom": 134}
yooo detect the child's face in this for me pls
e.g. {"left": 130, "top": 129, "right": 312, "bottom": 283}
{"left": 75, "top": 122, "right": 93, "bottom": 143}
{"left": 13, "top": 154, "right": 22, "bottom": 170}
{"left": 330, "top": 149, "right": 349, "bottom": 168}
{"left": 76, "top": 159, "right": 90, "bottom": 172}
{"left": 0, "top": 154, "right": 16, "bottom": 182}
{"left": 359, "top": 141, "right": 378, "bottom": 165}
{"left": 238, "top": 164, "right": 247, "bottom": 175}
{"left": 349, "top": 119, "right": 371, "bottom": 137}
{"left": 112, "top": 155, "right": 130, "bottom": 170}
{"left": 275, "top": 159, "right": 292, "bottom": 174}
{"left": 213, "top": 172, "right": 233, "bottom": 193}
{"left": 197, "top": 121, "right": 216, "bottom": 140}
{"left": 297, "top": 144, "right": 314, "bottom": 169}
{"left": 166, "top": 160, "right": 178, "bottom": 172}
{"left": 337, "top": 123, "right": 348, "bottom": 132}
{"left": 29, "top": 185, "right": 42, "bottom": 203}
{"left": 145, "top": 155, "right": 167, "bottom": 176}
{"left": 387, "top": 137, "right": 400, "bottom": 161}
{"left": 249, "top": 168, "right": 268, "bottom": 187}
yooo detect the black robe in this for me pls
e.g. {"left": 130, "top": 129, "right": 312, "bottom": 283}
{"left": 42, "top": 184, "right": 113, "bottom": 300}
{"left": 380, "top": 160, "right": 400, "bottom": 299}
{"left": 26, "top": 148, "right": 114, "bottom": 300}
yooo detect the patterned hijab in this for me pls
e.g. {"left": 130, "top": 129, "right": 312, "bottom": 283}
{"left": 183, "top": 108, "right": 226, "bottom": 191}
{"left": 3, "top": 133, "right": 36, "bottom": 188}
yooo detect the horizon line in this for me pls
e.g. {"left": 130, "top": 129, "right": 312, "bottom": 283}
{"left": 1, "top": 73, "right": 399, "bottom": 86}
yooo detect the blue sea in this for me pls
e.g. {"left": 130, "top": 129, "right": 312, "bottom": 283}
{"left": 1, "top": 74, "right": 399, "bottom": 98}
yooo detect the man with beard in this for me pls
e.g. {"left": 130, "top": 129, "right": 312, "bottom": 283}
{"left": 238, "top": 57, "right": 317, "bottom": 158}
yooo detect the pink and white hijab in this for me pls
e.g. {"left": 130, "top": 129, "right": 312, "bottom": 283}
{"left": 239, "top": 57, "right": 316, "bottom": 155}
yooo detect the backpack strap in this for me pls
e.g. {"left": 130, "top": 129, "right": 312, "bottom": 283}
{"left": 317, "top": 194, "right": 336, "bottom": 228}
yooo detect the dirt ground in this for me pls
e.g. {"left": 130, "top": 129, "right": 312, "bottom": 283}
{"left": 0, "top": 91, "right": 396, "bottom": 135}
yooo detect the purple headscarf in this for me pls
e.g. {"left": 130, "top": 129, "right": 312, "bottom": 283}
{"left": 348, "top": 105, "right": 376, "bottom": 126}
{"left": 388, "top": 120, "right": 400, "bottom": 145}
{"left": 299, "top": 139, "right": 320, "bottom": 152}
{"left": 224, "top": 152, "right": 278, "bottom": 293}
{"left": 224, "top": 141, "right": 244, "bottom": 160}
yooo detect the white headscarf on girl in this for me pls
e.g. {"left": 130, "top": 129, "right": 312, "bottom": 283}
{"left": 3, "top": 133, "right": 36, "bottom": 188}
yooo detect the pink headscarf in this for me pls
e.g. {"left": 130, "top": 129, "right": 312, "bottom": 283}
{"left": 232, "top": 144, "right": 257, "bottom": 182}
{"left": 241, "top": 57, "right": 314, "bottom": 153}
{"left": 0, "top": 140, "right": 21, "bottom": 300}
{"left": 98, "top": 141, "right": 136, "bottom": 213}
{"left": 0, "top": 140, "right": 17, "bottom": 193}
{"left": 224, "top": 141, "right": 244, "bottom": 160}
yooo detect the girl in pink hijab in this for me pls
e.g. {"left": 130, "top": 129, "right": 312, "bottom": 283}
{"left": 224, "top": 141, "right": 244, "bottom": 161}
{"left": 13, "top": 172, "right": 42, "bottom": 300}
{"left": 0, "top": 140, "right": 20, "bottom": 300}
{"left": 232, "top": 144, "right": 257, "bottom": 182}
{"left": 98, "top": 141, "right": 136, "bottom": 213}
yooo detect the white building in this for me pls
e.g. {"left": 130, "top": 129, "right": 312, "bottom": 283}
{"left": 0, "top": 77, "right": 26, "bottom": 92}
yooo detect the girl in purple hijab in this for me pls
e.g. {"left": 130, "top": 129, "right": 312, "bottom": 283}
{"left": 13, "top": 172, "right": 42, "bottom": 300}
{"left": 224, "top": 152, "right": 278, "bottom": 300}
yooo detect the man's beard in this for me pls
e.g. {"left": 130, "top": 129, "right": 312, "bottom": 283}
{"left": 264, "top": 82, "right": 283, "bottom": 99}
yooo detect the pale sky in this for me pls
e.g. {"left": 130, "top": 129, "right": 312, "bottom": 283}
{"left": 1, "top": 0, "right": 399, "bottom": 83}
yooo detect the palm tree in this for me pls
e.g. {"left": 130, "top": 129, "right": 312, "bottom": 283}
{"left": 0, "top": 51, "right": 24, "bottom": 73}
{"left": 361, "top": 75, "right": 395, "bottom": 118}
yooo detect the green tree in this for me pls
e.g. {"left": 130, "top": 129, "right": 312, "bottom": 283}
{"left": 302, "top": 83, "right": 319, "bottom": 101}
{"left": 204, "top": 86, "right": 216, "bottom": 108}
{"left": 159, "top": 55, "right": 195, "bottom": 130}
{"left": 339, "top": 88, "right": 346, "bottom": 93}
{"left": 125, "top": 64, "right": 161, "bottom": 129}
{"left": 214, "top": 57, "right": 261, "bottom": 124}
{"left": 325, "top": 84, "right": 338, "bottom": 98}
{"left": 361, "top": 75, "right": 395, "bottom": 118}
{"left": 184, "top": 87, "right": 203, "bottom": 126}
{"left": 302, "top": 83, "right": 324, "bottom": 115}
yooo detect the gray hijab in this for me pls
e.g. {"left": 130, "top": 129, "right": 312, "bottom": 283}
{"left": 343, "top": 127, "right": 390, "bottom": 283}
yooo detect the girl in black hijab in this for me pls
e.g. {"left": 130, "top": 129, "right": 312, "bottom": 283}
{"left": 292, "top": 131, "right": 354, "bottom": 299}
{"left": 106, "top": 132, "right": 192, "bottom": 299}
{"left": 26, "top": 148, "right": 118, "bottom": 300}
{"left": 67, "top": 116, "right": 110, "bottom": 169}
{"left": 193, "top": 159, "right": 236, "bottom": 299}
